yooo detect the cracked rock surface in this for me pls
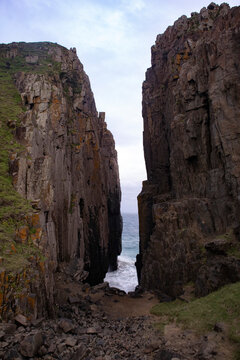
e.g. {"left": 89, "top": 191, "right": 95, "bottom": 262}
{"left": 0, "top": 42, "right": 122, "bottom": 318}
{"left": 137, "top": 3, "right": 240, "bottom": 297}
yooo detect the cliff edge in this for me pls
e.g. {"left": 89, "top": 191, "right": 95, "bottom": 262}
{"left": 137, "top": 3, "right": 240, "bottom": 297}
{"left": 0, "top": 42, "right": 122, "bottom": 319}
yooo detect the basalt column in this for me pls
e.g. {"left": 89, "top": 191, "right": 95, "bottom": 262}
{"left": 137, "top": 3, "right": 240, "bottom": 297}
{"left": 0, "top": 42, "right": 122, "bottom": 296}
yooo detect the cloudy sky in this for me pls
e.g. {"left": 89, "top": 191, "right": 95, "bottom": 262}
{"left": 1, "top": 0, "right": 239, "bottom": 213}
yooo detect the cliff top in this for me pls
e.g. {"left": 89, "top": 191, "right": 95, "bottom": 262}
{"left": 152, "top": 3, "right": 237, "bottom": 61}
{"left": 0, "top": 42, "right": 84, "bottom": 79}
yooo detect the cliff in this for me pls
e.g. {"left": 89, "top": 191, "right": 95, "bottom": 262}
{"left": 137, "top": 3, "right": 240, "bottom": 297}
{"left": 0, "top": 42, "right": 122, "bottom": 319}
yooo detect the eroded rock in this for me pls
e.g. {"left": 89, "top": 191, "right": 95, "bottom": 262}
{"left": 138, "top": 4, "right": 240, "bottom": 296}
{"left": 0, "top": 41, "right": 122, "bottom": 319}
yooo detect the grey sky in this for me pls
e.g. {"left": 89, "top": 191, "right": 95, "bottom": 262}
{"left": 1, "top": 0, "right": 239, "bottom": 213}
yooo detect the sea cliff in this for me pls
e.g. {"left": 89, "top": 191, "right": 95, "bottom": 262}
{"left": 137, "top": 3, "right": 240, "bottom": 297}
{"left": 0, "top": 42, "right": 122, "bottom": 319}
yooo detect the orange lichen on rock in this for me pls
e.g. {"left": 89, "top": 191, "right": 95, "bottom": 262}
{"left": 174, "top": 48, "right": 191, "bottom": 76}
{"left": 75, "top": 144, "right": 81, "bottom": 151}
{"left": 176, "top": 53, "right": 181, "bottom": 65}
{"left": 0, "top": 292, "right": 3, "bottom": 307}
{"left": 0, "top": 270, "right": 5, "bottom": 285}
{"left": 39, "top": 261, "right": 45, "bottom": 273}
{"left": 30, "top": 213, "right": 40, "bottom": 227}
{"left": 183, "top": 50, "right": 190, "bottom": 61}
{"left": 27, "top": 294, "right": 36, "bottom": 310}
{"left": 16, "top": 226, "right": 29, "bottom": 243}
{"left": 30, "top": 227, "right": 42, "bottom": 244}
{"left": 11, "top": 243, "right": 17, "bottom": 253}
{"left": 33, "top": 96, "right": 41, "bottom": 104}
{"left": 22, "top": 269, "right": 27, "bottom": 279}
{"left": 50, "top": 95, "right": 61, "bottom": 128}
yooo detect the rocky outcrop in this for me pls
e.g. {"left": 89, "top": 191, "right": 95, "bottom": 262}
{"left": 0, "top": 42, "right": 122, "bottom": 318}
{"left": 137, "top": 3, "right": 240, "bottom": 297}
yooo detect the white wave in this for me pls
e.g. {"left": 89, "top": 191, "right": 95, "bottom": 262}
{"left": 104, "top": 255, "right": 138, "bottom": 293}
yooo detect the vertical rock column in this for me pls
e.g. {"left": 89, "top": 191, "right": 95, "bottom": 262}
{"left": 3, "top": 42, "right": 122, "bottom": 294}
{"left": 137, "top": 4, "right": 240, "bottom": 296}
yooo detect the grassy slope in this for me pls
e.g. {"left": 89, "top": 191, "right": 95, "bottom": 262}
{"left": 0, "top": 42, "right": 83, "bottom": 273}
{"left": 0, "top": 42, "right": 61, "bottom": 271}
{"left": 151, "top": 282, "right": 240, "bottom": 357}
{"left": 0, "top": 53, "right": 33, "bottom": 269}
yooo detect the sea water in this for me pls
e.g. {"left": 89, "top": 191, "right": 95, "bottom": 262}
{"left": 104, "top": 213, "right": 139, "bottom": 293}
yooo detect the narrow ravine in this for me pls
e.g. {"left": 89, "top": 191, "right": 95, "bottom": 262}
{"left": 105, "top": 213, "right": 138, "bottom": 293}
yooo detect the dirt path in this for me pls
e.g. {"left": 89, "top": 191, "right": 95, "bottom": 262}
{"left": 98, "top": 292, "right": 159, "bottom": 319}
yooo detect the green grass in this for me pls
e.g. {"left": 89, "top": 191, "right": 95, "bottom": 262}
{"left": 151, "top": 282, "right": 240, "bottom": 352}
{"left": 218, "top": 230, "right": 240, "bottom": 259}
{"left": 2, "top": 242, "right": 45, "bottom": 272}
{"left": 0, "top": 54, "right": 61, "bottom": 77}
{"left": 219, "top": 229, "right": 234, "bottom": 242}
{"left": 0, "top": 42, "right": 62, "bottom": 76}
{"left": 0, "top": 58, "right": 31, "bottom": 244}
{"left": 0, "top": 41, "right": 82, "bottom": 272}
{"left": 228, "top": 247, "right": 240, "bottom": 259}
{"left": 0, "top": 42, "right": 51, "bottom": 271}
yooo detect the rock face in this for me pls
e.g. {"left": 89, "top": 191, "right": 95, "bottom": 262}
{"left": 137, "top": 3, "right": 240, "bottom": 297}
{"left": 0, "top": 42, "right": 122, "bottom": 316}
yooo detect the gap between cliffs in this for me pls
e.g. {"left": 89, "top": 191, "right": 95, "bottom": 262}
{"left": 1, "top": 2, "right": 240, "bottom": 359}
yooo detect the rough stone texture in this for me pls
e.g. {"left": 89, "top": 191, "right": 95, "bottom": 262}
{"left": 138, "top": 4, "right": 240, "bottom": 296}
{"left": 19, "top": 332, "right": 43, "bottom": 357}
{"left": 0, "top": 42, "right": 122, "bottom": 315}
{"left": 1, "top": 279, "right": 234, "bottom": 360}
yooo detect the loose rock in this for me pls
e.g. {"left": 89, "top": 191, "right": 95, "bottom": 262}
{"left": 19, "top": 332, "right": 43, "bottom": 357}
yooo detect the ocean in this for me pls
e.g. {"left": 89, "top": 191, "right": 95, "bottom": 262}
{"left": 104, "top": 213, "right": 139, "bottom": 293}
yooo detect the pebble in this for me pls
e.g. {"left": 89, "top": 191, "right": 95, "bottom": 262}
{"left": 58, "top": 318, "right": 75, "bottom": 333}
{"left": 1, "top": 341, "right": 8, "bottom": 348}
{"left": 65, "top": 336, "right": 77, "bottom": 347}
{"left": 86, "top": 327, "right": 98, "bottom": 334}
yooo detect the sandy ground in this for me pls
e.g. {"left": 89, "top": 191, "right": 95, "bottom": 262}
{"left": 98, "top": 292, "right": 159, "bottom": 319}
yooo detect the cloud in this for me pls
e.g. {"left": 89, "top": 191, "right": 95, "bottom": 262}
{"left": 121, "top": 0, "right": 146, "bottom": 12}
{"left": 121, "top": 184, "right": 141, "bottom": 214}
{"left": 117, "top": 144, "right": 146, "bottom": 187}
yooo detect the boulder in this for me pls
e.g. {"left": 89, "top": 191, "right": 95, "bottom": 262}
{"left": 205, "top": 239, "right": 231, "bottom": 255}
{"left": 19, "top": 332, "right": 43, "bottom": 357}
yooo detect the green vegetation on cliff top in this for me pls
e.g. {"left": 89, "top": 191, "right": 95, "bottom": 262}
{"left": 0, "top": 42, "right": 62, "bottom": 76}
